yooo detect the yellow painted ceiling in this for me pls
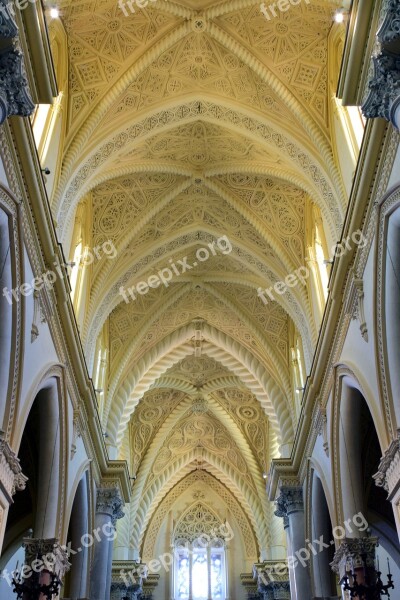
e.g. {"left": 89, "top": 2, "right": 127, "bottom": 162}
{"left": 50, "top": 0, "right": 346, "bottom": 557}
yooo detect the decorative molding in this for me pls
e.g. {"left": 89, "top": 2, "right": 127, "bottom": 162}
{"left": 70, "top": 410, "right": 82, "bottom": 460}
{"left": 373, "top": 432, "right": 400, "bottom": 499}
{"left": 315, "top": 404, "right": 329, "bottom": 456}
{"left": 0, "top": 431, "right": 28, "bottom": 502}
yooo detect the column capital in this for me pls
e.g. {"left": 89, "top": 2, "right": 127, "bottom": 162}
{"left": 0, "top": 49, "right": 35, "bottom": 123}
{"left": 362, "top": 0, "right": 400, "bottom": 128}
{"left": 0, "top": 434, "right": 28, "bottom": 502}
{"left": 373, "top": 433, "right": 400, "bottom": 499}
{"left": 96, "top": 486, "right": 125, "bottom": 525}
{"left": 330, "top": 536, "right": 378, "bottom": 583}
{"left": 274, "top": 486, "right": 304, "bottom": 518}
{"left": 23, "top": 537, "right": 71, "bottom": 579}
{"left": 0, "top": 0, "right": 18, "bottom": 38}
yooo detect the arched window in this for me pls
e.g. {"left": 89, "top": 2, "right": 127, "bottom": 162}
{"left": 289, "top": 324, "right": 307, "bottom": 419}
{"left": 173, "top": 504, "right": 228, "bottom": 600}
{"left": 68, "top": 195, "right": 93, "bottom": 331}
{"left": 305, "top": 202, "right": 330, "bottom": 326}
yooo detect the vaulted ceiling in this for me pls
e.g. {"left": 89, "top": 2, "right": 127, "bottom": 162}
{"left": 50, "top": 0, "right": 346, "bottom": 558}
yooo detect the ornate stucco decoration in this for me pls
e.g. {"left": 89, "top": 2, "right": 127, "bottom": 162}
{"left": 0, "top": 432, "right": 28, "bottom": 502}
{"left": 274, "top": 486, "right": 304, "bottom": 518}
{"left": 373, "top": 432, "right": 400, "bottom": 499}
{"left": 173, "top": 501, "right": 223, "bottom": 545}
{"left": 362, "top": 0, "right": 400, "bottom": 128}
{"left": 23, "top": 537, "right": 71, "bottom": 579}
{"left": 331, "top": 536, "right": 379, "bottom": 584}
{"left": 0, "top": 0, "right": 35, "bottom": 124}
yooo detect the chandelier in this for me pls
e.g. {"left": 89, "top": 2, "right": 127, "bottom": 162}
{"left": 342, "top": 556, "right": 394, "bottom": 599}
{"left": 12, "top": 559, "right": 62, "bottom": 600}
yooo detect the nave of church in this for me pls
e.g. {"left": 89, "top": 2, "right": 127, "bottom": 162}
{"left": 1, "top": 1, "right": 400, "bottom": 599}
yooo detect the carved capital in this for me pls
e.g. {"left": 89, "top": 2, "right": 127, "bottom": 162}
{"left": 23, "top": 537, "right": 71, "bottom": 579}
{"left": 0, "top": 433, "right": 28, "bottom": 502}
{"left": 96, "top": 486, "right": 125, "bottom": 525}
{"left": 362, "top": 0, "right": 400, "bottom": 128}
{"left": 373, "top": 433, "right": 400, "bottom": 498}
{"left": 330, "top": 536, "right": 378, "bottom": 583}
{"left": 378, "top": 0, "right": 400, "bottom": 45}
{"left": 0, "top": 0, "right": 18, "bottom": 38}
{"left": 0, "top": 47, "right": 35, "bottom": 124}
{"left": 274, "top": 486, "right": 304, "bottom": 518}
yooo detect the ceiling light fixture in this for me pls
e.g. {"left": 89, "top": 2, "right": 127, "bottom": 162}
{"left": 50, "top": 8, "right": 59, "bottom": 19}
{"left": 334, "top": 9, "right": 346, "bottom": 23}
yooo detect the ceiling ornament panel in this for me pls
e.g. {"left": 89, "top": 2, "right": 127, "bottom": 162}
{"left": 142, "top": 470, "right": 258, "bottom": 560}
{"left": 216, "top": 2, "right": 332, "bottom": 127}
{"left": 85, "top": 230, "right": 313, "bottom": 371}
{"left": 59, "top": 1, "right": 179, "bottom": 135}
{"left": 107, "top": 286, "right": 291, "bottom": 401}
{"left": 55, "top": 101, "right": 343, "bottom": 241}
{"left": 129, "top": 388, "right": 187, "bottom": 475}
{"left": 104, "top": 31, "right": 298, "bottom": 128}
{"left": 91, "top": 172, "right": 187, "bottom": 247}
{"left": 130, "top": 447, "right": 270, "bottom": 553}
{"left": 123, "top": 120, "right": 278, "bottom": 169}
{"left": 212, "top": 388, "right": 270, "bottom": 474}
{"left": 106, "top": 324, "right": 294, "bottom": 452}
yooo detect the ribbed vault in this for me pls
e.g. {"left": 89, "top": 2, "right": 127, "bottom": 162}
{"left": 52, "top": 0, "right": 346, "bottom": 563}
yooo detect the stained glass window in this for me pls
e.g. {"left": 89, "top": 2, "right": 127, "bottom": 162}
{"left": 211, "top": 550, "right": 224, "bottom": 599}
{"left": 175, "top": 545, "right": 226, "bottom": 600}
{"left": 176, "top": 551, "right": 190, "bottom": 600}
{"left": 192, "top": 550, "right": 207, "bottom": 599}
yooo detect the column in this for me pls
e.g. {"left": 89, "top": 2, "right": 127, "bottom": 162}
{"left": 69, "top": 477, "right": 89, "bottom": 599}
{"left": 188, "top": 543, "right": 193, "bottom": 600}
{"left": 274, "top": 487, "right": 311, "bottom": 600}
{"left": 207, "top": 545, "right": 212, "bottom": 600}
{"left": 362, "top": 1, "right": 400, "bottom": 130}
{"left": 90, "top": 487, "right": 125, "bottom": 600}
{"left": 34, "top": 386, "right": 60, "bottom": 540}
{"left": 311, "top": 476, "right": 334, "bottom": 598}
